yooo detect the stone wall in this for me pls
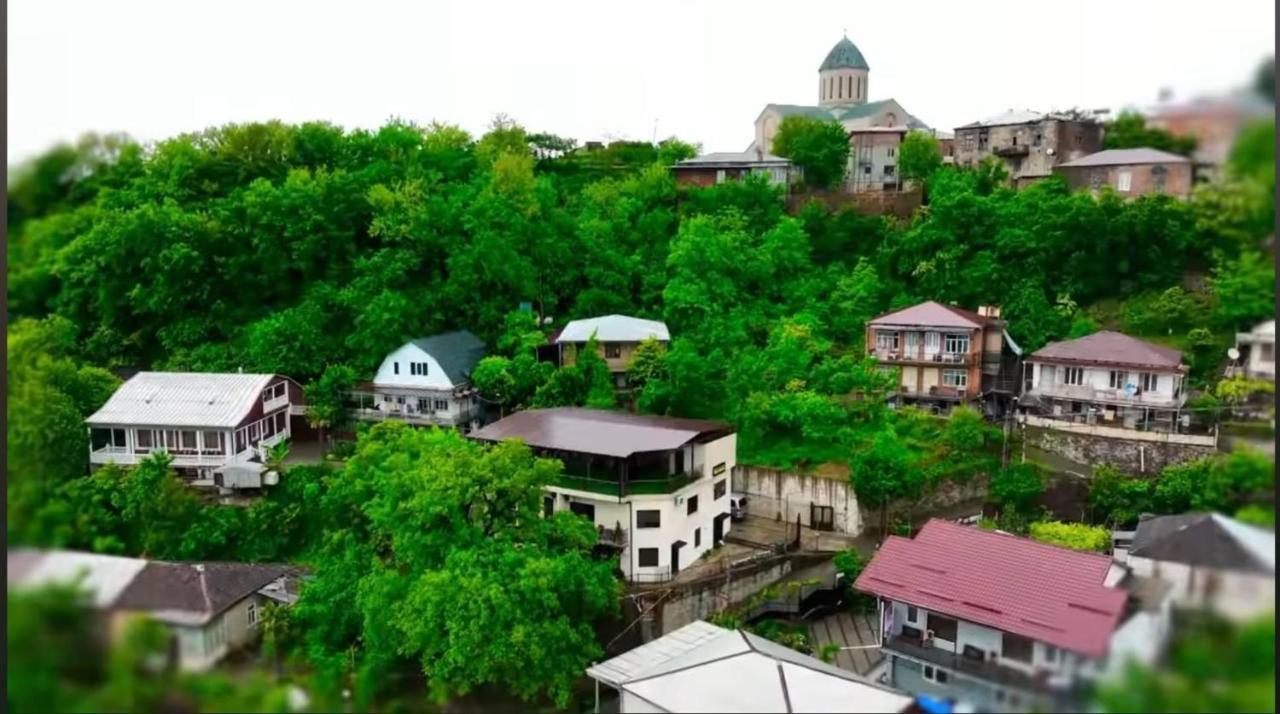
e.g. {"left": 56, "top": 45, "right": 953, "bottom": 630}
{"left": 1023, "top": 424, "right": 1217, "bottom": 474}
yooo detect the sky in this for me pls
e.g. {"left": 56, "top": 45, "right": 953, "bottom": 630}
{"left": 7, "top": 0, "right": 1276, "bottom": 163}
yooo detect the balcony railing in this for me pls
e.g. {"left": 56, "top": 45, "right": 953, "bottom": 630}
{"left": 552, "top": 470, "right": 702, "bottom": 498}
{"left": 90, "top": 446, "right": 232, "bottom": 467}
{"left": 350, "top": 406, "right": 472, "bottom": 426}
{"left": 873, "top": 348, "right": 971, "bottom": 365}
{"left": 993, "top": 144, "right": 1030, "bottom": 157}
{"left": 1027, "top": 384, "right": 1183, "bottom": 408}
{"left": 596, "top": 523, "right": 628, "bottom": 548}
{"left": 885, "top": 634, "right": 1051, "bottom": 693}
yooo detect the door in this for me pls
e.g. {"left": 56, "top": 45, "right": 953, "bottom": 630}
{"left": 542, "top": 496, "right": 554, "bottom": 518}
{"left": 905, "top": 332, "right": 920, "bottom": 360}
{"left": 810, "top": 504, "right": 835, "bottom": 531}
{"left": 671, "top": 540, "right": 686, "bottom": 575}
{"left": 713, "top": 513, "right": 729, "bottom": 547}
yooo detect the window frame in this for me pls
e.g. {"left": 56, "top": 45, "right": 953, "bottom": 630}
{"left": 1108, "top": 370, "right": 1128, "bottom": 389}
{"left": 636, "top": 510, "right": 661, "bottom": 529}
{"left": 687, "top": 495, "right": 699, "bottom": 515}
{"left": 1002, "top": 631, "right": 1034, "bottom": 663}
{"left": 637, "top": 548, "right": 660, "bottom": 567}
{"left": 1063, "top": 367, "right": 1085, "bottom": 386}
{"left": 714, "top": 480, "right": 727, "bottom": 500}
{"left": 942, "top": 369, "right": 967, "bottom": 388}
{"left": 1116, "top": 170, "right": 1132, "bottom": 192}
{"left": 876, "top": 331, "right": 901, "bottom": 351}
{"left": 926, "top": 613, "right": 958, "bottom": 642}
{"left": 1140, "top": 372, "right": 1158, "bottom": 392}
{"left": 944, "top": 333, "right": 970, "bottom": 354}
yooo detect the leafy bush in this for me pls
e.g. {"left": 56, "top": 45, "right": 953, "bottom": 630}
{"left": 1029, "top": 521, "right": 1111, "bottom": 552}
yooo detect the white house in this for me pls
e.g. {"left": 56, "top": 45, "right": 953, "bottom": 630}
{"left": 8, "top": 548, "right": 299, "bottom": 672}
{"left": 1021, "top": 331, "right": 1190, "bottom": 433}
{"left": 1233, "top": 319, "right": 1275, "bottom": 381}
{"left": 1119, "top": 513, "right": 1275, "bottom": 623}
{"left": 85, "top": 372, "right": 304, "bottom": 487}
{"left": 470, "top": 408, "right": 735, "bottom": 583}
{"left": 585, "top": 620, "right": 915, "bottom": 713}
{"left": 555, "top": 315, "right": 670, "bottom": 388}
{"left": 349, "top": 331, "right": 486, "bottom": 431}
{"left": 855, "top": 520, "right": 1172, "bottom": 713}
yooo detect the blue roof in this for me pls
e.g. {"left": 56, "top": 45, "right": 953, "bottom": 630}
{"left": 820, "top": 36, "right": 870, "bottom": 71}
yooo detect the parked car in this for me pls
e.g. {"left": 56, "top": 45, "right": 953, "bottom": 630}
{"left": 730, "top": 493, "right": 748, "bottom": 521}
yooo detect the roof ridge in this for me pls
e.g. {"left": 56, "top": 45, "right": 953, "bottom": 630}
{"left": 921, "top": 519, "right": 1114, "bottom": 564}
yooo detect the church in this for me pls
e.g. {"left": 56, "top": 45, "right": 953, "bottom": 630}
{"left": 750, "top": 35, "right": 932, "bottom": 192}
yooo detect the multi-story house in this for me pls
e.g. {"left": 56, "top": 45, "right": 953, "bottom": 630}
{"left": 953, "top": 110, "right": 1104, "bottom": 188}
{"left": 348, "top": 331, "right": 486, "bottom": 431}
{"left": 9, "top": 548, "right": 298, "bottom": 672}
{"left": 85, "top": 372, "right": 304, "bottom": 488}
{"left": 554, "top": 315, "right": 670, "bottom": 389}
{"left": 1053, "top": 148, "right": 1193, "bottom": 199}
{"left": 1233, "top": 319, "right": 1275, "bottom": 381}
{"left": 470, "top": 408, "right": 736, "bottom": 583}
{"left": 855, "top": 520, "right": 1170, "bottom": 713}
{"left": 1021, "top": 331, "right": 1189, "bottom": 433}
{"left": 866, "top": 301, "right": 1022, "bottom": 416}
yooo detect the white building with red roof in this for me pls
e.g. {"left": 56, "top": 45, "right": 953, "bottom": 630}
{"left": 854, "top": 519, "right": 1171, "bottom": 713}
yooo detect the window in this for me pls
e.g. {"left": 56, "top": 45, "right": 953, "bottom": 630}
{"left": 694, "top": 527, "right": 702, "bottom": 548}
{"left": 247, "top": 602, "right": 259, "bottom": 628}
{"left": 876, "top": 331, "right": 900, "bottom": 351}
{"left": 1109, "top": 370, "right": 1129, "bottom": 389}
{"left": 715, "top": 169, "right": 726, "bottom": 183}
{"left": 942, "top": 370, "right": 967, "bottom": 388}
{"left": 926, "top": 614, "right": 958, "bottom": 642}
{"left": 1063, "top": 367, "right": 1084, "bottom": 386}
{"left": 1044, "top": 644, "right": 1059, "bottom": 663}
{"left": 1140, "top": 372, "right": 1158, "bottom": 391}
{"left": 136, "top": 430, "right": 153, "bottom": 450}
{"left": 180, "top": 430, "right": 198, "bottom": 452}
{"left": 418, "top": 398, "right": 430, "bottom": 412}
{"left": 203, "top": 431, "right": 223, "bottom": 454}
{"left": 944, "top": 333, "right": 970, "bottom": 354}
{"left": 863, "top": 165, "right": 872, "bottom": 175}
{"left": 687, "top": 495, "right": 699, "bottom": 515}
{"left": 604, "top": 343, "right": 622, "bottom": 359}
{"left": 907, "top": 606, "right": 918, "bottom": 623}
{"left": 396, "top": 396, "right": 405, "bottom": 404}
{"left": 434, "top": 399, "right": 449, "bottom": 411}
{"left": 638, "top": 548, "right": 659, "bottom": 567}
{"left": 261, "top": 382, "right": 285, "bottom": 404}
{"left": 922, "top": 665, "right": 949, "bottom": 684}
{"left": 1116, "top": 170, "right": 1132, "bottom": 192}
{"left": 1002, "top": 632, "right": 1034, "bottom": 663}
{"left": 569, "top": 501, "right": 596, "bottom": 521}
{"left": 1012, "top": 135, "right": 1018, "bottom": 146}
{"left": 714, "top": 480, "right": 727, "bottom": 499}
{"left": 1033, "top": 133, "right": 1042, "bottom": 147}
{"left": 925, "top": 332, "right": 940, "bottom": 352}
{"left": 1262, "top": 343, "right": 1275, "bottom": 361}
{"left": 883, "top": 165, "right": 895, "bottom": 177}
{"left": 887, "top": 147, "right": 895, "bottom": 157}
{"left": 636, "top": 510, "right": 661, "bottom": 529}
{"left": 394, "top": 362, "right": 400, "bottom": 375}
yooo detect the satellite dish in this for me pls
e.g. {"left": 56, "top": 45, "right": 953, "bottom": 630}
{"left": 1228, "top": 347, "right": 1241, "bottom": 361}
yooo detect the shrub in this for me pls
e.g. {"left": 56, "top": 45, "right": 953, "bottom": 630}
{"left": 1029, "top": 521, "right": 1111, "bottom": 552}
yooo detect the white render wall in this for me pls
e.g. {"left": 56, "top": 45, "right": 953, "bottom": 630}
{"left": 1029, "top": 363, "right": 1179, "bottom": 400}
{"left": 373, "top": 343, "right": 457, "bottom": 390}
{"left": 1127, "top": 556, "right": 1275, "bottom": 622}
{"left": 620, "top": 691, "right": 665, "bottom": 713}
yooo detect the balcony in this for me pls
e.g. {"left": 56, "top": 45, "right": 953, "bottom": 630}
{"left": 262, "top": 395, "right": 289, "bottom": 414}
{"left": 993, "top": 144, "right": 1030, "bottom": 157}
{"left": 90, "top": 446, "right": 231, "bottom": 468}
{"left": 885, "top": 634, "right": 1052, "bottom": 694}
{"left": 1026, "top": 383, "right": 1184, "bottom": 409}
{"left": 873, "top": 348, "right": 971, "bottom": 365}
{"left": 552, "top": 470, "right": 702, "bottom": 498}
{"left": 350, "top": 406, "right": 471, "bottom": 427}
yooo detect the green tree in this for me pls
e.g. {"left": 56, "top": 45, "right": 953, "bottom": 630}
{"left": 849, "top": 427, "right": 921, "bottom": 536}
{"left": 305, "top": 364, "right": 357, "bottom": 453}
{"left": 771, "top": 116, "right": 850, "bottom": 189}
{"left": 1103, "top": 111, "right": 1197, "bottom": 156}
{"left": 1088, "top": 464, "right": 1153, "bottom": 527}
{"left": 989, "top": 463, "right": 1046, "bottom": 520}
{"left": 897, "top": 130, "right": 943, "bottom": 184}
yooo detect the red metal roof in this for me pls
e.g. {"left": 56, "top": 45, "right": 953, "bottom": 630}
{"left": 854, "top": 520, "right": 1126, "bottom": 658}
{"left": 868, "top": 301, "right": 1001, "bottom": 330}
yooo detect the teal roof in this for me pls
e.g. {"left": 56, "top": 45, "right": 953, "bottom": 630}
{"left": 819, "top": 36, "right": 869, "bottom": 71}
{"left": 767, "top": 99, "right": 930, "bottom": 130}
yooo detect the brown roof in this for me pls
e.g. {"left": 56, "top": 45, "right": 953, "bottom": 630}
{"left": 868, "top": 301, "right": 999, "bottom": 330}
{"left": 1029, "top": 331, "right": 1185, "bottom": 371}
{"left": 469, "top": 407, "right": 732, "bottom": 459}
{"left": 113, "top": 561, "right": 292, "bottom": 624}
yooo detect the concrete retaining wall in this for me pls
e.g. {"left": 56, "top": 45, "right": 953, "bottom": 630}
{"left": 1023, "top": 423, "right": 1217, "bottom": 474}
{"left": 733, "top": 465, "right": 862, "bottom": 535}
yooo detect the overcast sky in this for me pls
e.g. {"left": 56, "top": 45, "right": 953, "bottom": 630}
{"left": 7, "top": 0, "right": 1276, "bottom": 163}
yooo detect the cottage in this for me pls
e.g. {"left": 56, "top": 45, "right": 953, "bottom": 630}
{"left": 85, "top": 372, "right": 304, "bottom": 487}
{"left": 672, "top": 150, "right": 795, "bottom": 188}
{"left": 867, "top": 302, "right": 1021, "bottom": 416}
{"left": 8, "top": 548, "right": 299, "bottom": 672}
{"left": 585, "top": 620, "right": 915, "bottom": 713}
{"left": 953, "top": 110, "right": 1104, "bottom": 188}
{"left": 855, "top": 520, "right": 1171, "bottom": 713}
{"left": 1020, "top": 331, "right": 1189, "bottom": 433}
{"left": 1233, "top": 319, "right": 1275, "bottom": 381}
{"left": 470, "top": 408, "right": 736, "bottom": 582}
{"left": 1118, "top": 513, "right": 1275, "bottom": 623}
{"left": 555, "top": 315, "right": 670, "bottom": 389}
{"left": 1053, "top": 148, "right": 1193, "bottom": 199}
{"left": 348, "top": 331, "right": 486, "bottom": 431}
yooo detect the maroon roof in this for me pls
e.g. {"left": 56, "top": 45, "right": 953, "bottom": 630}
{"left": 1029, "top": 331, "right": 1184, "bottom": 372}
{"left": 868, "top": 301, "right": 1000, "bottom": 330}
{"left": 469, "top": 407, "right": 732, "bottom": 459}
{"left": 854, "top": 520, "right": 1126, "bottom": 658}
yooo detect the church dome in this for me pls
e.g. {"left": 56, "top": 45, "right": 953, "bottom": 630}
{"left": 819, "top": 36, "right": 869, "bottom": 71}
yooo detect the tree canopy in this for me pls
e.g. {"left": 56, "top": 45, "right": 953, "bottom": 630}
{"left": 770, "top": 116, "right": 851, "bottom": 189}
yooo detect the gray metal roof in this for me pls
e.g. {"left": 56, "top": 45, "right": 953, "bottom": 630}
{"left": 1029, "top": 331, "right": 1185, "bottom": 372}
{"left": 586, "top": 620, "right": 726, "bottom": 687}
{"left": 1130, "top": 513, "right": 1275, "bottom": 574}
{"left": 86, "top": 372, "right": 281, "bottom": 428}
{"left": 1057, "top": 148, "right": 1191, "bottom": 168}
{"left": 676, "top": 151, "right": 791, "bottom": 168}
{"left": 469, "top": 408, "right": 731, "bottom": 459}
{"left": 593, "top": 623, "right": 913, "bottom": 713}
{"left": 408, "top": 331, "right": 486, "bottom": 386}
{"left": 556, "top": 315, "right": 670, "bottom": 343}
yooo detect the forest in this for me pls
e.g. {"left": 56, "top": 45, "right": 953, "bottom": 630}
{"left": 6, "top": 113, "right": 1276, "bottom": 709}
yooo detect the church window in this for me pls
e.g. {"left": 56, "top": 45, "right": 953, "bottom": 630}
{"left": 856, "top": 76, "right": 861, "bottom": 99}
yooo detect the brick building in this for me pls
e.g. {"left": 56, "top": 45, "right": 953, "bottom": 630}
{"left": 953, "top": 110, "right": 1104, "bottom": 188}
{"left": 1054, "top": 148, "right": 1193, "bottom": 199}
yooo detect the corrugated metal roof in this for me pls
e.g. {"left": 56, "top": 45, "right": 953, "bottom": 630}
{"left": 586, "top": 620, "right": 726, "bottom": 686}
{"left": 854, "top": 520, "right": 1126, "bottom": 658}
{"left": 469, "top": 408, "right": 731, "bottom": 459}
{"left": 86, "top": 372, "right": 278, "bottom": 428}
{"left": 868, "top": 301, "right": 997, "bottom": 329}
{"left": 957, "top": 110, "right": 1050, "bottom": 128}
{"left": 556, "top": 315, "right": 670, "bottom": 343}
{"left": 1057, "top": 148, "right": 1191, "bottom": 168}
{"left": 597, "top": 625, "right": 912, "bottom": 713}
{"left": 1029, "top": 331, "right": 1185, "bottom": 372}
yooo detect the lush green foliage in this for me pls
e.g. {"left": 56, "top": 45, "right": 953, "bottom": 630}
{"left": 1087, "top": 449, "right": 1274, "bottom": 527}
{"left": 770, "top": 116, "right": 851, "bottom": 189}
{"left": 897, "top": 130, "right": 943, "bottom": 184}
{"left": 1103, "top": 111, "right": 1197, "bottom": 156}
{"left": 1028, "top": 520, "right": 1111, "bottom": 552}
{"left": 1098, "top": 614, "right": 1275, "bottom": 713}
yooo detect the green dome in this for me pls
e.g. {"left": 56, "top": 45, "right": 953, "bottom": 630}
{"left": 819, "top": 36, "right": 869, "bottom": 72}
